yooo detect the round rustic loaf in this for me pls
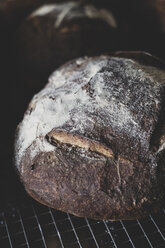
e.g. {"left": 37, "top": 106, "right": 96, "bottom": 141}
{"left": 15, "top": 53, "right": 165, "bottom": 220}
{"left": 16, "top": 1, "right": 119, "bottom": 81}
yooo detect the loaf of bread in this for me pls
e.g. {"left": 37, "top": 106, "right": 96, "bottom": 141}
{"left": 15, "top": 52, "right": 165, "bottom": 220}
{"left": 16, "top": 2, "right": 119, "bottom": 81}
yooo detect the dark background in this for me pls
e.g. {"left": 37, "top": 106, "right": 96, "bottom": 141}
{"left": 0, "top": 0, "right": 165, "bottom": 203}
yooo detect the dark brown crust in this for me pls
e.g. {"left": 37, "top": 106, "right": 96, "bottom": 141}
{"left": 114, "top": 51, "right": 165, "bottom": 153}
{"left": 16, "top": 53, "right": 165, "bottom": 220}
{"left": 114, "top": 50, "right": 165, "bottom": 70}
{"left": 20, "top": 144, "right": 165, "bottom": 220}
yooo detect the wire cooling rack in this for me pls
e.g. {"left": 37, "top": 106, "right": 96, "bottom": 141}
{"left": 0, "top": 195, "right": 164, "bottom": 248}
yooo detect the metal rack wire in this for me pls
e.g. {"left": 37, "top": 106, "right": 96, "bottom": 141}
{"left": 0, "top": 196, "right": 164, "bottom": 248}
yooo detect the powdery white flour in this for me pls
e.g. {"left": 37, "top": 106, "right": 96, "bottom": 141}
{"left": 29, "top": 2, "right": 117, "bottom": 28}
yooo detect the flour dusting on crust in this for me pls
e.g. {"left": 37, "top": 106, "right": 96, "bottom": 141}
{"left": 15, "top": 57, "right": 107, "bottom": 169}
{"left": 30, "top": 4, "right": 58, "bottom": 17}
{"left": 29, "top": 2, "right": 117, "bottom": 28}
{"left": 15, "top": 56, "right": 165, "bottom": 171}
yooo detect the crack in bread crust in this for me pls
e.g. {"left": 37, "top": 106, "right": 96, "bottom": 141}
{"left": 46, "top": 128, "right": 133, "bottom": 165}
{"left": 46, "top": 129, "right": 140, "bottom": 167}
{"left": 46, "top": 129, "right": 114, "bottom": 158}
